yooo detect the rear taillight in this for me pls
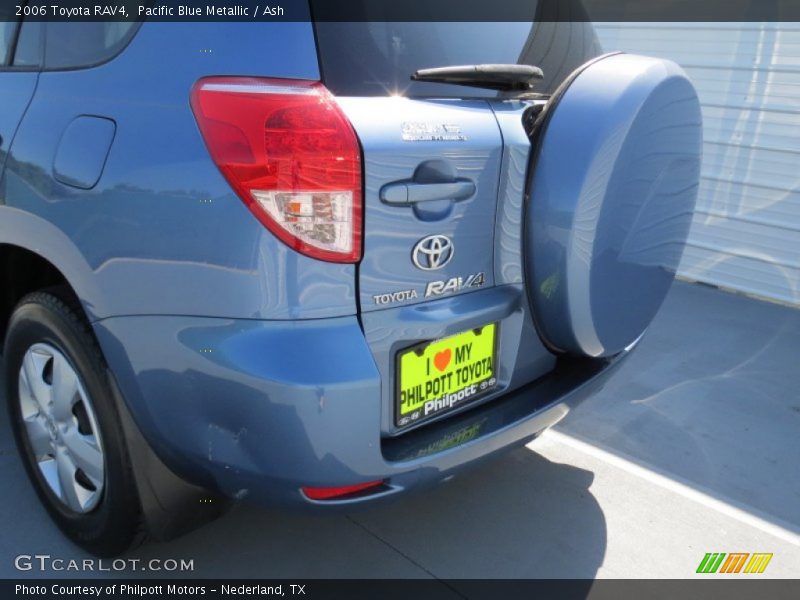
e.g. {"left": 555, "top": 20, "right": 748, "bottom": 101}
{"left": 190, "top": 77, "right": 362, "bottom": 263}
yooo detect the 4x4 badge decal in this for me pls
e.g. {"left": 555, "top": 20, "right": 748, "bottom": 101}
{"left": 401, "top": 122, "right": 467, "bottom": 142}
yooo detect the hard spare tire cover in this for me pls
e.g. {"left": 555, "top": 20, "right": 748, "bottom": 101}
{"left": 525, "top": 53, "right": 702, "bottom": 357}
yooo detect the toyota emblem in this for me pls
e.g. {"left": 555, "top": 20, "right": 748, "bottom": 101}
{"left": 412, "top": 235, "right": 454, "bottom": 271}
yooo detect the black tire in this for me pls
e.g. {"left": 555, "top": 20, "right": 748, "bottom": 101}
{"left": 3, "top": 290, "right": 143, "bottom": 556}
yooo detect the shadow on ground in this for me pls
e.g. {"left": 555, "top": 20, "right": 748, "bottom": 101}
{"left": 0, "top": 388, "right": 606, "bottom": 579}
{"left": 135, "top": 448, "right": 605, "bottom": 579}
{"left": 558, "top": 281, "right": 800, "bottom": 527}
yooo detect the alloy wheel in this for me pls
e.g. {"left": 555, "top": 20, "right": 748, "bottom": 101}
{"left": 17, "top": 343, "right": 105, "bottom": 513}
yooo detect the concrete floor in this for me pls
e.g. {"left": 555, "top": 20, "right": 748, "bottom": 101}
{"left": 0, "top": 281, "right": 798, "bottom": 578}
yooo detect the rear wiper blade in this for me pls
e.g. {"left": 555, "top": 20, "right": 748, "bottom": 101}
{"left": 411, "top": 64, "right": 544, "bottom": 92}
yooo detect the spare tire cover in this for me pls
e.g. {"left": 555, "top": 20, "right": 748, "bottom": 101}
{"left": 525, "top": 53, "right": 702, "bottom": 357}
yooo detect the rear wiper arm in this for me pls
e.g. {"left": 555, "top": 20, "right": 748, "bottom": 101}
{"left": 411, "top": 64, "right": 544, "bottom": 92}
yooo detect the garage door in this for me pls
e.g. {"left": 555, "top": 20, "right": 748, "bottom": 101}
{"left": 597, "top": 23, "right": 800, "bottom": 307}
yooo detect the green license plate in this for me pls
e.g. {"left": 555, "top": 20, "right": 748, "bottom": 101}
{"left": 396, "top": 323, "right": 498, "bottom": 428}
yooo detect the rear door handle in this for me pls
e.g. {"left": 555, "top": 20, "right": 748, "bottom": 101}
{"left": 380, "top": 180, "right": 476, "bottom": 205}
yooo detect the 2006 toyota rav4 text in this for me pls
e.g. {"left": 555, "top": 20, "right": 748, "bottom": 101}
{"left": 0, "top": 6, "right": 701, "bottom": 555}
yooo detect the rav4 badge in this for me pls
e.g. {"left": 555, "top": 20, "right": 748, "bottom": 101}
{"left": 372, "top": 272, "right": 485, "bottom": 306}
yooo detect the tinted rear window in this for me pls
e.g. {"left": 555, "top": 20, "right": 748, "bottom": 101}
{"left": 44, "top": 22, "right": 138, "bottom": 69}
{"left": 0, "top": 8, "right": 19, "bottom": 66}
{"left": 313, "top": 20, "right": 601, "bottom": 98}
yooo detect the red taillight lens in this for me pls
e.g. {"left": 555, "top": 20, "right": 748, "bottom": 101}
{"left": 190, "top": 77, "right": 362, "bottom": 263}
{"left": 301, "top": 480, "right": 386, "bottom": 501}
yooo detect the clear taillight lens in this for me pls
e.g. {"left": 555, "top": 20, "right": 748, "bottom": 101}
{"left": 190, "top": 77, "right": 362, "bottom": 263}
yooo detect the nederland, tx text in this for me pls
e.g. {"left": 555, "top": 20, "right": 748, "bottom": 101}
{"left": 14, "top": 584, "right": 304, "bottom": 596}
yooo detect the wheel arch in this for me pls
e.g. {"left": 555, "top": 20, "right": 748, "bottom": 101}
{"left": 0, "top": 239, "right": 229, "bottom": 542}
{"left": 0, "top": 206, "right": 107, "bottom": 340}
{"left": 0, "top": 243, "right": 84, "bottom": 343}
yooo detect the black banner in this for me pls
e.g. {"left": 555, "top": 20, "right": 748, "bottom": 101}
{"left": 5, "top": 580, "right": 800, "bottom": 600}
{"left": 1, "top": 0, "right": 800, "bottom": 22}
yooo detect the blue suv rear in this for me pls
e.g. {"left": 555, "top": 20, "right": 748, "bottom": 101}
{"left": 0, "top": 6, "right": 701, "bottom": 555}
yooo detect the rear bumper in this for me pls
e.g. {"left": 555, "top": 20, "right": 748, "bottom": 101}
{"left": 93, "top": 313, "right": 631, "bottom": 508}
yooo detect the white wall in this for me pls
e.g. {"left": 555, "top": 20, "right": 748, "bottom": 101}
{"left": 597, "top": 23, "right": 800, "bottom": 306}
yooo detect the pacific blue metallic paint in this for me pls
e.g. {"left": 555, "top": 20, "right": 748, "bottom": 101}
{"left": 0, "top": 72, "right": 37, "bottom": 175}
{"left": 335, "top": 97, "right": 504, "bottom": 311}
{"left": 0, "top": 18, "right": 698, "bottom": 525}
{"left": 1, "top": 22, "right": 348, "bottom": 321}
{"left": 53, "top": 116, "right": 116, "bottom": 190}
{"left": 92, "top": 305, "right": 632, "bottom": 505}
{"left": 525, "top": 53, "right": 702, "bottom": 357}
{"left": 492, "top": 99, "right": 543, "bottom": 285}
